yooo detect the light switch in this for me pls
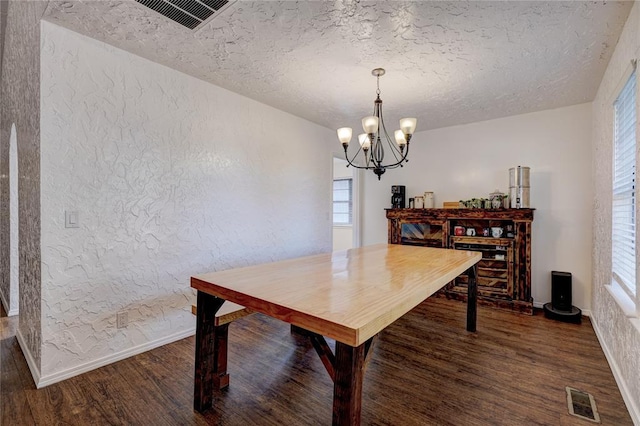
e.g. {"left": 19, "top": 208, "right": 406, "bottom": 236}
{"left": 65, "top": 210, "right": 79, "bottom": 228}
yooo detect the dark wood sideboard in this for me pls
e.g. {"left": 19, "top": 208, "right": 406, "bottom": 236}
{"left": 386, "top": 208, "right": 534, "bottom": 314}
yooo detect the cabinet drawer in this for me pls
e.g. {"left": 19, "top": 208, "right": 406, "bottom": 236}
{"left": 478, "top": 267, "right": 508, "bottom": 279}
{"left": 479, "top": 259, "right": 508, "bottom": 269}
{"left": 455, "top": 275, "right": 508, "bottom": 289}
{"left": 449, "top": 283, "right": 510, "bottom": 299}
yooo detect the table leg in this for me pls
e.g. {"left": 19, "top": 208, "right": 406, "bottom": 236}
{"left": 466, "top": 264, "right": 478, "bottom": 332}
{"left": 194, "top": 291, "right": 225, "bottom": 412}
{"left": 212, "top": 323, "right": 231, "bottom": 390}
{"left": 332, "top": 341, "right": 366, "bottom": 426}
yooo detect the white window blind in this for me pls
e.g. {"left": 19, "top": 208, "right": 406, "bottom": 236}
{"left": 333, "top": 178, "right": 353, "bottom": 225}
{"left": 612, "top": 70, "right": 637, "bottom": 298}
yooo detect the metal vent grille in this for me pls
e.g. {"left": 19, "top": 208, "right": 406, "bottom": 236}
{"left": 566, "top": 387, "right": 600, "bottom": 423}
{"left": 136, "top": 0, "right": 234, "bottom": 30}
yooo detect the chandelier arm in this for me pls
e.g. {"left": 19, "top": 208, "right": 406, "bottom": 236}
{"left": 386, "top": 139, "right": 404, "bottom": 164}
{"left": 375, "top": 103, "right": 385, "bottom": 166}
{"left": 372, "top": 136, "right": 383, "bottom": 167}
{"left": 343, "top": 144, "right": 375, "bottom": 170}
{"left": 382, "top": 110, "right": 409, "bottom": 164}
{"left": 344, "top": 163, "right": 372, "bottom": 170}
{"left": 376, "top": 99, "right": 409, "bottom": 166}
{"left": 378, "top": 113, "right": 404, "bottom": 164}
{"left": 375, "top": 141, "right": 410, "bottom": 170}
{"left": 342, "top": 155, "right": 371, "bottom": 170}
{"left": 364, "top": 144, "right": 371, "bottom": 168}
{"left": 342, "top": 158, "right": 377, "bottom": 170}
{"left": 370, "top": 100, "right": 384, "bottom": 168}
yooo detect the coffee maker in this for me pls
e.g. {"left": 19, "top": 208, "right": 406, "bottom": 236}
{"left": 391, "top": 185, "right": 406, "bottom": 209}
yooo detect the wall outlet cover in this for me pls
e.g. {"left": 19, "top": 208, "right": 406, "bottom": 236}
{"left": 116, "top": 311, "right": 128, "bottom": 329}
{"left": 65, "top": 210, "right": 79, "bottom": 228}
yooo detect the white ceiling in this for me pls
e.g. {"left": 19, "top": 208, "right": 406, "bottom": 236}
{"left": 42, "top": 1, "right": 633, "bottom": 133}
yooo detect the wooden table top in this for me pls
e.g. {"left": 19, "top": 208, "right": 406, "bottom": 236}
{"left": 191, "top": 244, "right": 481, "bottom": 346}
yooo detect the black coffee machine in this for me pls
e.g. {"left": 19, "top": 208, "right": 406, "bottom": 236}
{"left": 391, "top": 185, "right": 406, "bottom": 209}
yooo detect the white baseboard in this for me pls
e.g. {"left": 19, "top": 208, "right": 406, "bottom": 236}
{"left": 16, "top": 328, "right": 42, "bottom": 387}
{"left": 0, "top": 289, "right": 18, "bottom": 316}
{"left": 591, "top": 316, "right": 640, "bottom": 425}
{"left": 532, "top": 301, "right": 591, "bottom": 317}
{"left": 36, "top": 326, "right": 196, "bottom": 389}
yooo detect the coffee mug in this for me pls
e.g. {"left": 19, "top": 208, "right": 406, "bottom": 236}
{"left": 491, "top": 227, "right": 503, "bottom": 238}
{"left": 466, "top": 228, "right": 476, "bottom": 236}
{"left": 454, "top": 226, "right": 465, "bottom": 236}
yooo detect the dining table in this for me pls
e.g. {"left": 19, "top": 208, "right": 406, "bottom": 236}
{"left": 191, "top": 243, "right": 481, "bottom": 425}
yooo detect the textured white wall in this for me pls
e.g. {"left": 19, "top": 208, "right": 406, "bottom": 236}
{"left": 0, "top": 0, "right": 45, "bottom": 374}
{"left": 361, "top": 103, "right": 593, "bottom": 311}
{"left": 591, "top": 2, "right": 640, "bottom": 422}
{"left": 39, "top": 22, "right": 333, "bottom": 382}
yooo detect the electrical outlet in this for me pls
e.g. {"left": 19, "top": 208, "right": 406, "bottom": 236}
{"left": 116, "top": 311, "right": 128, "bottom": 329}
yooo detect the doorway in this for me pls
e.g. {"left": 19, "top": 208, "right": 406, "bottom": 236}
{"left": 332, "top": 156, "right": 360, "bottom": 251}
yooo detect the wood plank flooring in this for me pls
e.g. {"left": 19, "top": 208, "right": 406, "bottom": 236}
{"left": 0, "top": 298, "right": 633, "bottom": 425}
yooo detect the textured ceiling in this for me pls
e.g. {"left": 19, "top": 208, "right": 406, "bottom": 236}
{"left": 42, "top": 1, "right": 633, "bottom": 132}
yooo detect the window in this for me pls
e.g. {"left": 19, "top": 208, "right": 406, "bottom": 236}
{"left": 333, "top": 178, "right": 353, "bottom": 225}
{"left": 612, "top": 70, "right": 637, "bottom": 300}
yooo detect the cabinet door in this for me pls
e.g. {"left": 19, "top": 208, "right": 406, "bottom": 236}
{"left": 449, "top": 237, "right": 515, "bottom": 300}
{"left": 399, "top": 220, "right": 446, "bottom": 247}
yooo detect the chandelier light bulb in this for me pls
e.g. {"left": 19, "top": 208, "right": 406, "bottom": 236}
{"left": 337, "top": 127, "right": 353, "bottom": 145}
{"left": 399, "top": 118, "right": 417, "bottom": 135}
{"left": 394, "top": 130, "right": 407, "bottom": 146}
{"left": 362, "top": 116, "right": 379, "bottom": 134}
{"left": 358, "top": 133, "right": 371, "bottom": 149}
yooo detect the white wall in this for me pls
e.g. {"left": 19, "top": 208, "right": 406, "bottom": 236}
{"left": 39, "top": 22, "right": 333, "bottom": 384}
{"left": 591, "top": 2, "right": 640, "bottom": 423}
{"left": 361, "top": 103, "right": 593, "bottom": 311}
{"left": 333, "top": 227, "right": 352, "bottom": 251}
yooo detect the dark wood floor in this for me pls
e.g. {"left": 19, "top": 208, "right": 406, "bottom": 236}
{"left": 1, "top": 297, "right": 633, "bottom": 425}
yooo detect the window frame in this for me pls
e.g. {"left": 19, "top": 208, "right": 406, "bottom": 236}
{"left": 332, "top": 177, "right": 353, "bottom": 226}
{"left": 612, "top": 69, "right": 637, "bottom": 300}
{"left": 609, "top": 63, "right": 640, "bottom": 319}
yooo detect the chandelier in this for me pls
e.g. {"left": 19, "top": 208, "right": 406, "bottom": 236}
{"left": 337, "top": 68, "right": 417, "bottom": 180}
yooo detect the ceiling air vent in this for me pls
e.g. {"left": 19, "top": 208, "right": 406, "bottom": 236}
{"left": 135, "top": 0, "right": 235, "bottom": 30}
